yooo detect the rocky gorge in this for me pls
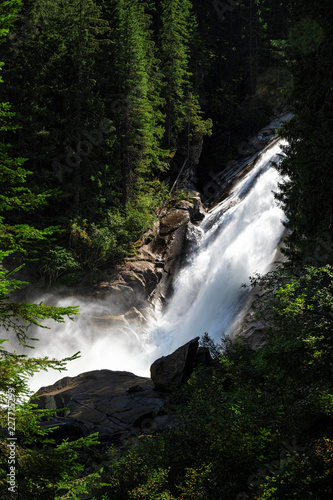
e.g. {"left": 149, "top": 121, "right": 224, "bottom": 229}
{"left": 32, "top": 111, "right": 291, "bottom": 446}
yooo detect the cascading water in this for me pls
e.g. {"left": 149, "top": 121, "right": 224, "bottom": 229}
{"left": 25, "top": 139, "right": 287, "bottom": 392}
{"left": 148, "top": 139, "right": 288, "bottom": 356}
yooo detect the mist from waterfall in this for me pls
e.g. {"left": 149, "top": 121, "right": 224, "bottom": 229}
{"left": 21, "top": 140, "right": 287, "bottom": 393}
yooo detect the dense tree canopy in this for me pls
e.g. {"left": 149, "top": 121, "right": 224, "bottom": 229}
{"left": 0, "top": 4, "right": 101, "bottom": 499}
{"left": 0, "top": 0, "right": 290, "bottom": 284}
{"left": 276, "top": 0, "right": 333, "bottom": 263}
{"left": 2, "top": 0, "right": 333, "bottom": 498}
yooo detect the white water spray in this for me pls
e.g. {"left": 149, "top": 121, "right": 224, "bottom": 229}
{"left": 149, "top": 140, "right": 287, "bottom": 356}
{"left": 19, "top": 140, "right": 287, "bottom": 393}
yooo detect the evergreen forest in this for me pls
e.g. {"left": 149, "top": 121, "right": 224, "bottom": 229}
{"left": 1, "top": 0, "right": 333, "bottom": 498}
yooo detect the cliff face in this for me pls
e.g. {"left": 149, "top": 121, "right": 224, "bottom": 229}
{"left": 81, "top": 197, "right": 206, "bottom": 333}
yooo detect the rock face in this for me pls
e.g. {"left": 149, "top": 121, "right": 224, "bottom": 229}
{"left": 152, "top": 210, "right": 192, "bottom": 304}
{"left": 85, "top": 197, "right": 206, "bottom": 326}
{"left": 34, "top": 370, "right": 173, "bottom": 444}
{"left": 176, "top": 198, "right": 205, "bottom": 222}
{"left": 33, "top": 338, "right": 203, "bottom": 443}
{"left": 150, "top": 337, "right": 200, "bottom": 391}
{"left": 159, "top": 210, "right": 190, "bottom": 236}
{"left": 238, "top": 111, "right": 293, "bottom": 157}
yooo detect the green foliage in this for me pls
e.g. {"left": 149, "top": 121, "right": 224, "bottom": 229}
{"left": 71, "top": 264, "right": 333, "bottom": 499}
{"left": 0, "top": 0, "right": 21, "bottom": 39}
{"left": 256, "top": 439, "right": 333, "bottom": 498}
{"left": 186, "top": 93, "right": 213, "bottom": 141}
{"left": 60, "top": 444, "right": 212, "bottom": 500}
{"left": 0, "top": 145, "right": 95, "bottom": 497}
{"left": 0, "top": 85, "right": 79, "bottom": 342}
{"left": 0, "top": 8, "right": 99, "bottom": 495}
{"left": 0, "top": 112, "right": 58, "bottom": 259}
{"left": 0, "top": 120, "right": 87, "bottom": 499}
{"left": 69, "top": 217, "right": 117, "bottom": 270}
{"left": 0, "top": 416, "right": 99, "bottom": 499}
{"left": 275, "top": 0, "right": 333, "bottom": 262}
{"left": 0, "top": 0, "right": 291, "bottom": 279}
{"left": 288, "top": 18, "right": 325, "bottom": 57}
{"left": 0, "top": 265, "right": 79, "bottom": 350}
{"left": 249, "top": 265, "right": 333, "bottom": 385}
{"left": 40, "top": 245, "right": 81, "bottom": 286}
{"left": 3, "top": 2, "right": 332, "bottom": 498}
{"left": 68, "top": 195, "right": 158, "bottom": 270}
{"left": 159, "top": 0, "right": 195, "bottom": 146}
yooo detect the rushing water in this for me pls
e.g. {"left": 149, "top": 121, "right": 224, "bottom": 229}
{"left": 25, "top": 139, "right": 287, "bottom": 393}
{"left": 149, "top": 139, "right": 287, "bottom": 355}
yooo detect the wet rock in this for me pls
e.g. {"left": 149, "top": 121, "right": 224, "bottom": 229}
{"left": 151, "top": 211, "right": 194, "bottom": 302}
{"left": 40, "top": 418, "right": 87, "bottom": 443}
{"left": 191, "top": 197, "right": 206, "bottom": 221}
{"left": 124, "top": 307, "right": 146, "bottom": 324}
{"left": 79, "top": 199, "right": 205, "bottom": 321}
{"left": 33, "top": 339, "right": 204, "bottom": 444}
{"left": 241, "top": 323, "right": 267, "bottom": 350}
{"left": 176, "top": 198, "right": 205, "bottom": 222}
{"left": 176, "top": 200, "right": 193, "bottom": 211}
{"left": 33, "top": 370, "right": 173, "bottom": 443}
{"left": 150, "top": 337, "right": 200, "bottom": 391}
{"left": 127, "top": 261, "right": 159, "bottom": 297}
{"left": 94, "top": 283, "right": 137, "bottom": 314}
{"left": 87, "top": 314, "right": 127, "bottom": 330}
{"left": 190, "top": 135, "right": 204, "bottom": 166}
{"left": 159, "top": 210, "right": 190, "bottom": 236}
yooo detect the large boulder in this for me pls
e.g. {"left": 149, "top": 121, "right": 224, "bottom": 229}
{"left": 150, "top": 337, "right": 200, "bottom": 391}
{"left": 33, "top": 370, "right": 173, "bottom": 443}
{"left": 33, "top": 339, "right": 205, "bottom": 444}
{"left": 176, "top": 197, "right": 205, "bottom": 222}
{"left": 159, "top": 210, "right": 190, "bottom": 236}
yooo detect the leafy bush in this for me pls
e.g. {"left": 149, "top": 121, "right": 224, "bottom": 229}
{"left": 70, "top": 217, "right": 124, "bottom": 270}
{"left": 74, "top": 265, "right": 333, "bottom": 500}
{"left": 41, "top": 245, "right": 81, "bottom": 286}
{"left": 68, "top": 182, "right": 167, "bottom": 271}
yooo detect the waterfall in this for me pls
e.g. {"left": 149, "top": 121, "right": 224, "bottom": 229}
{"left": 149, "top": 139, "right": 287, "bottom": 356}
{"left": 26, "top": 139, "right": 287, "bottom": 392}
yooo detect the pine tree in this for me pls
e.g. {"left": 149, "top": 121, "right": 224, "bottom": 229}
{"left": 0, "top": 0, "right": 79, "bottom": 364}
{"left": 276, "top": 0, "right": 333, "bottom": 263}
{"left": 0, "top": 8, "right": 101, "bottom": 498}
{"left": 1, "top": 0, "right": 112, "bottom": 220}
{"left": 103, "top": 0, "right": 165, "bottom": 204}
{"left": 158, "top": 0, "right": 195, "bottom": 147}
